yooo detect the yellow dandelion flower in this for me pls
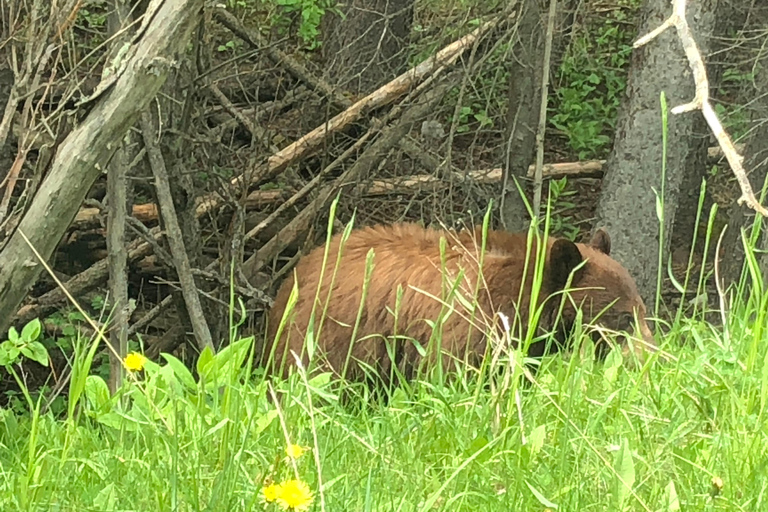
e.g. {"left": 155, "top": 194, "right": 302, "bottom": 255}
{"left": 275, "top": 479, "right": 314, "bottom": 511}
{"left": 123, "top": 352, "right": 146, "bottom": 372}
{"left": 261, "top": 483, "right": 280, "bottom": 503}
{"left": 285, "top": 443, "right": 308, "bottom": 460}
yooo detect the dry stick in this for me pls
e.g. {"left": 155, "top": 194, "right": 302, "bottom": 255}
{"left": 68, "top": 143, "right": 737, "bottom": 227}
{"left": 244, "top": 128, "right": 377, "bottom": 242}
{"left": 213, "top": 7, "right": 349, "bottom": 110}
{"left": 208, "top": 81, "right": 279, "bottom": 154}
{"left": 105, "top": 0, "right": 135, "bottom": 393}
{"left": 140, "top": 110, "right": 214, "bottom": 352}
{"left": 531, "top": 0, "right": 557, "bottom": 218}
{"left": 634, "top": 0, "right": 768, "bottom": 217}
{"left": 214, "top": 8, "right": 448, "bottom": 177}
{"left": 195, "top": 14, "right": 504, "bottom": 218}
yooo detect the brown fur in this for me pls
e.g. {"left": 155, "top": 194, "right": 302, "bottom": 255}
{"left": 263, "top": 223, "right": 656, "bottom": 382}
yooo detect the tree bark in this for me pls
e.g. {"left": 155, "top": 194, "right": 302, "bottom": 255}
{"left": 500, "top": 0, "right": 544, "bottom": 232}
{"left": 322, "top": 0, "right": 414, "bottom": 94}
{"left": 593, "top": 0, "right": 717, "bottom": 306}
{"left": 0, "top": 0, "right": 204, "bottom": 336}
{"left": 719, "top": 3, "right": 768, "bottom": 287}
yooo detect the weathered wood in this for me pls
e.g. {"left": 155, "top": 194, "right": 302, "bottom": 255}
{"left": 0, "top": 0, "right": 204, "bottom": 335}
{"left": 141, "top": 110, "right": 214, "bottom": 352}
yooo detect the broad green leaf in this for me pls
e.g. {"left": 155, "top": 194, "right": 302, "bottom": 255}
{"left": 664, "top": 480, "right": 680, "bottom": 511}
{"left": 196, "top": 345, "right": 215, "bottom": 378}
{"left": 84, "top": 375, "right": 111, "bottom": 411}
{"left": 528, "top": 424, "right": 546, "bottom": 458}
{"left": 26, "top": 341, "right": 49, "bottom": 366}
{"left": 614, "top": 437, "right": 636, "bottom": 508}
{"left": 254, "top": 409, "right": 278, "bottom": 435}
{"left": 21, "top": 318, "right": 42, "bottom": 342}
{"left": 93, "top": 482, "right": 116, "bottom": 510}
{"left": 161, "top": 353, "right": 197, "bottom": 390}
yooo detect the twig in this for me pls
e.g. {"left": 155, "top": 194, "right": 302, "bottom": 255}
{"left": 634, "top": 0, "right": 768, "bottom": 217}
{"left": 140, "top": 110, "right": 214, "bottom": 352}
{"left": 532, "top": 0, "right": 557, "bottom": 218}
{"left": 243, "top": 125, "right": 377, "bottom": 243}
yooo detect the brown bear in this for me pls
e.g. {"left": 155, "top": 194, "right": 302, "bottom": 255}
{"left": 262, "top": 222, "right": 657, "bottom": 384}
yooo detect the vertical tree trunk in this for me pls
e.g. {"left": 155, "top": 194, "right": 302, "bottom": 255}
{"left": 593, "top": 0, "right": 717, "bottom": 306}
{"left": 500, "top": 0, "right": 544, "bottom": 232}
{"left": 719, "top": 6, "right": 768, "bottom": 287}
{"left": 322, "top": 0, "right": 414, "bottom": 95}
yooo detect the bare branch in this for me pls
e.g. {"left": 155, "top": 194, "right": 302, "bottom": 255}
{"left": 634, "top": 0, "right": 768, "bottom": 217}
{"left": 140, "top": 110, "right": 214, "bottom": 352}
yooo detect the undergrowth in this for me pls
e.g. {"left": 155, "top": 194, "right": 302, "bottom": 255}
{"left": 2, "top": 191, "right": 767, "bottom": 511}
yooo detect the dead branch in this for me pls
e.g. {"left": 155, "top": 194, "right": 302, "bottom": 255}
{"left": 69, "top": 142, "right": 743, "bottom": 228}
{"left": 140, "top": 110, "right": 214, "bottom": 352}
{"left": 213, "top": 7, "right": 351, "bottom": 110}
{"left": 634, "top": 0, "right": 768, "bottom": 217}
{"left": 196, "top": 13, "right": 506, "bottom": 218}
{"left": 532, "top": 0, "right": 558, "bottom": 218}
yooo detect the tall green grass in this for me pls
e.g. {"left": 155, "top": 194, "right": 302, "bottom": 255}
{"left": 2, "top": 196, "right": 768, "bottom": 511}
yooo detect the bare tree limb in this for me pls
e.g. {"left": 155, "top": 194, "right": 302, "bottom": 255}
{"left": 634, "top": 0, "right": 768, "bottom": 217}
{"left": 140, "top": 110, "right": 214, "bottom": 352}
{"left": 532, "top": 0, "right": 557, "bottom": 218}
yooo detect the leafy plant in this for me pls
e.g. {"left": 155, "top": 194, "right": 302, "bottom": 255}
{"left": 0, "top": 319, "right": 49, "bottom": 368}
{"left": 550, "top": 1, "right": 641, "bottom": 159}
{"left": 272, "top": 0, "right": 339, "bottom": 49}
{"left": 547, "top": 177, "right": 579, "bottom": 241}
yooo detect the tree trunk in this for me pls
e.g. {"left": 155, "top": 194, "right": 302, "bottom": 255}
{"left": 0, "top": 0, "right": 204, "bottom": 336}
{"left": 500, "top": 0, "right": 544, "bottom": 232}
{"left": 593, "top": 0, "right": 717, "bottom": 307}
{"left": 322, "top": 0, "right": 414, "bottom": 95}
{"left": 719, "top": 3, "right": 768, "bottom": 287}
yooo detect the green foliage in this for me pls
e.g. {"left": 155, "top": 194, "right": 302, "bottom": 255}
{"left": 546, "top": 177, "right": 579, "bottom": 241}
{"left": 3, "top": 203, "right": 768, "bottom": 511}
{"left": 551, "top": 1, "right": 641, "bottom": 159}
{"left": 0, "top": 319, "right": 48, "bottom": 368}
{"left": 271, "top": 0, "right": 339, "bottom": 49}
{"left": 455, "top": 103, "right": 494, "bottom": 133}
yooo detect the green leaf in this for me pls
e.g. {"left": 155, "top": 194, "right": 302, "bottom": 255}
{"left": 21, "top": 318, "right": 42, "bottom": 342}
{"left": 528, "top": 424, "right": 546, "bottom": 458}
{"left": 525, "top": 481, "right": 558, "bottom": 509}
{"left": 196, "top": 345, "right": 215, "bottom": 378}
{"left": 161, "top": 353, "right": 197, "bottom": 390}
{"left": 254, "top": 409, "right": 278, "bottom": 435}
{"left": 93, "top": 482, "right": 116, "bottom": 510}
{"left": 664, "top": 480, "right": 680, "bottom": 511}
{"left": 0, "top": 342, "right": 20, "bottom": 366}
{"left": 613, "top": 437, "right": 636, "bottom": 508}
{"left": 26, "top": 341, "right": 49, "bottom": 366}
{"left": 7, "top": 326, "right": 19, "bottom": 344}
{"left": 84, "top": 375, "right": 111, "bottom": 411}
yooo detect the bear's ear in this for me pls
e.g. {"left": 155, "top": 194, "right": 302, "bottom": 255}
{"left": 589, "top": 228, "right": 611, "bottom": 255}
{"left": 548, "top": 239, "right": 584, "bottom": 291}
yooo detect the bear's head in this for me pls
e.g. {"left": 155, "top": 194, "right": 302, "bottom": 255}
{"left": 545, "top": 228, "right": 657, "bottom": 361}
